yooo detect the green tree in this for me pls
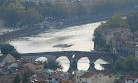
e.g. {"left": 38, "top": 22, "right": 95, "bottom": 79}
{"left": 21, "top": 8, "right": 42, "bottom": 25}
{"left": 10, "top": 50, "right": 21, "bottom": 59}
{"left": 12, "top": 74, "right": 21, "bottom": 83}
{"left": 127, "top": 11, "right": 138, "bottom": 31}
{"left": 113, "top": 56, "right": 138, "bottom": 72}
{"left": 105, "top": 13, "right": 129, "bottom": 28}
{"left": 124, "top": 56, "right": 137, "bottom": 72}
{"left": 22, "top": 72, "right": 29, "bottom": 83}
{"left": 0, "top": 44, "right": 20, "bottom": 59}
{"left": 0, "top": 0, "right": 24, "bottom": 26}
{"left": 44, "top": 59, "right": 62, "bottom": 71}
{"left": 22, "top": 70, "right": 34, "bottom": 83}
{"left": 0, "top": 44, "right": 15, "bottom": 55}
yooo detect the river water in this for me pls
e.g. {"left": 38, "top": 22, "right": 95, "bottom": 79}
{"left": 9, "top": 21, "right": 109, "bottom": 72}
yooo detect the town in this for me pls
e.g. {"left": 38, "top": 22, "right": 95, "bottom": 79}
{"left": 0, "top": 0, "right": 138, "bottom": 83}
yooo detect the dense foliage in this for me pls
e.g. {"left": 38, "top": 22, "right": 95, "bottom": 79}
{"left": 105, "top": 13, "right": 129, "bottom": 28}
{"left": 113, "top": 56, "right": 138, "bottom": 72}
{"left": 0, "top": 44, "right": 20, "bottom": 59}
{"left": 44, "top": 59, "right": 62, "bottom": 71}
{"left": 13, "top": 74, "right": 21, "bottom": 83}
{"left": 127, "top": 11, "right": 138, "bottom": 31}
{"left": 0, "top": 0, "right": 42, "bottom": 27}
{"left": 0, "top": 0, "right": 138, "bottom": 27}
{"left": 13, "top": 70, "right": 33, "bottom": 83}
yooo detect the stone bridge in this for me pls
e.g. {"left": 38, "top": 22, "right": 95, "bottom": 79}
{"left": 20, "top": 51, "right": 115, "bottom": 72}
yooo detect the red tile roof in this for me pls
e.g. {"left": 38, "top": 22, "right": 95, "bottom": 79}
{"left": 80, "top": 72, "right": 98, "bottom": 78}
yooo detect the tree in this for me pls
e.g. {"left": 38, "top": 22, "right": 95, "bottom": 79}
{"left": 127, "top": 11, "right": 138, "bottom": 31}
{"left": 22, "top": 70, "right": 34, "bottom": 83}
{"left": 0, "top": 0, "right": 25, "bottom": 26}
{"left": 113, "top": 56, "right": 138, "bottom": 72}
{"left": 12, "top": 74, "right": 21, "bottom": 83}
{"left": 44, "top": 59, "right": 62, "bottom": 71}
{"left": 124, "top": 56, "right": 137, "bottom": 72}
{"left": 10, "top": 50, "right": 21, "bottom": 59}
{"left": 105, "top": 13, "right": 129, "bottom": 28}
{"left": 22, "top": 72, "right": 29, "bottom": 83}
{"left": 21, "top": 8, "right": 42, "bottom": 25}
{"left": 0, "top": 44, "right": 15, "bottom": 55}
{"left": 0, "top": 44, "right": 20, "bottom": 59}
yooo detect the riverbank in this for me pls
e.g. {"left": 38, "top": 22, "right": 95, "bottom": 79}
{"left": 0, "top": 6, "right": 138, "bottom": 44}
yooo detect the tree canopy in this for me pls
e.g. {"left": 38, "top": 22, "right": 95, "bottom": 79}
{"left": 113, "top": 56, "right": 138, "bottom": 72}
{"left": 13, "top": 74, "right": 21, "bottom": 83}
{"left": 127, "top": 11, "right": 138, "bottom": 31}
{"left": 44, "top": 59, "right": 62, "bottom": 71}
{"left": 0, "top": 44, "right": 20, "bottom": 59}
{"left": 0, "top": 0, "right": 138, "bottom": 27}
{"left": 104, "top": 13, "right": 129, "bottom": 28}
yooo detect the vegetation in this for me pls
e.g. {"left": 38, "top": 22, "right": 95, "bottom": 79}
{"left": 22, "top": 70, "right": 34, "bottom": 83}
{"left": 44, "top": 59, "right": 62, "bottom": 71}
{"left": 104, "top": 13, "right": 129, "bottom": 28}
{"left": 0, "top": 0, "right": 138, "bottom": 27}
{"left": 93, "top": 11, "right": 138, "bottom": 52}
{"left": 113, "top": 56, "right": 138, "bottom": 72}
{"left": 0, "top": 0, "right": 43, "bottom": 27}
{"left": 0, "top": 44, "right": 20, "bottom": 59}
{"left": 127, "top": 11, "right": 138, "bottom": 31}
{"left": 13, "top": 70, "right": 33, "bottom": 83}
{"left": 12, "top": 74, "right": 21, "bottom": 83}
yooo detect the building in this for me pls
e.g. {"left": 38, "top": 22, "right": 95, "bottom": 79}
{"left": 74, "top": 71, "right": 116, "bottom": 83}
{"left": 98, "top": 27, "right": 136, "bottom": 57}
{"left": 0, "top": 54, "right": 16, "bottom": 67}
{"left": 49, "top": 71, "right": 71, "bottom": 83}
{"left": 74, "top": 70, "right": 88, "bottom": 83}
{"left": 125, "top": 77, "right": 138, "bottom": 83}
{"left": 29, "top": 72, "right": 49, "bottom": 83}
{"left": 24, "top": 62, "right": 44, "bottom": 72}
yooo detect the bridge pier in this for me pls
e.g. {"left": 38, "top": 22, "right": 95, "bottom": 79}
{"left": 68, "top": 56, "right": 78, "bottom": 73}
{"left": 89, "top": 60, "right": 96, "bottom": 71}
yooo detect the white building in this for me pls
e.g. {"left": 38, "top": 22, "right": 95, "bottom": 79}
{"left": 75, "top": 71, "right": 116, "bottom": 83}
{"left": 125, "top": 78, "right": 138, "bottom": 83}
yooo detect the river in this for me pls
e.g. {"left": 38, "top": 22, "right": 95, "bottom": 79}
{"left": 9, "top": 21, "right": 108, "bottom": 72}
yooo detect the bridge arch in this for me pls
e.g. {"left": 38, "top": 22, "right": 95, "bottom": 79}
{"left": 77, "top": 57, "right": 90, "bottom": 70}
{"left": 56, "top": 56, "right": 70, "bottom": 72}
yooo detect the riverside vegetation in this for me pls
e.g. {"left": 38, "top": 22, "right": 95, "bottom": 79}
{"left": 0, "top": 0, "right": 138, "bottom": 27}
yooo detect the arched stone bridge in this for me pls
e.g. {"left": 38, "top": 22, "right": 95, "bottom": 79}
{"left": 20, "top": 51, "right": 115, "bottom": 72}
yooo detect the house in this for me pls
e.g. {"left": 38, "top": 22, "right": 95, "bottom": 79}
{"left": 41, "top": 69, "right": 55, "bottom": 75}
{"left": 99, "top": 27, "right": 136, "bottom": 57}
{"left": 79, "top": 72, "right": 99, "bottom": 83}
{"left": 24, "top": 62, "right": 44, "bottom": 72}
{"left": 29, "top": 72, "right": 49, "bottom": 83}
{"left": 75, "top": 71, "right": 116, "bottom": 83}
{"left": 49, "top": 71, "right": 71, "bottom": 83}
{"left": 125, "top": 77, "right": 138, "bottom": 83}
{"left": 74, "top": 70, "right": 88, "bottom": 83}
{"left": 1, "top": 54, "right": 16, "bottom": 63}
{"left": 0, "top": 54, "right": 16, "bottom": 67}
{"left": 8, "top": 63, "right": 18, "bottom": 69}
